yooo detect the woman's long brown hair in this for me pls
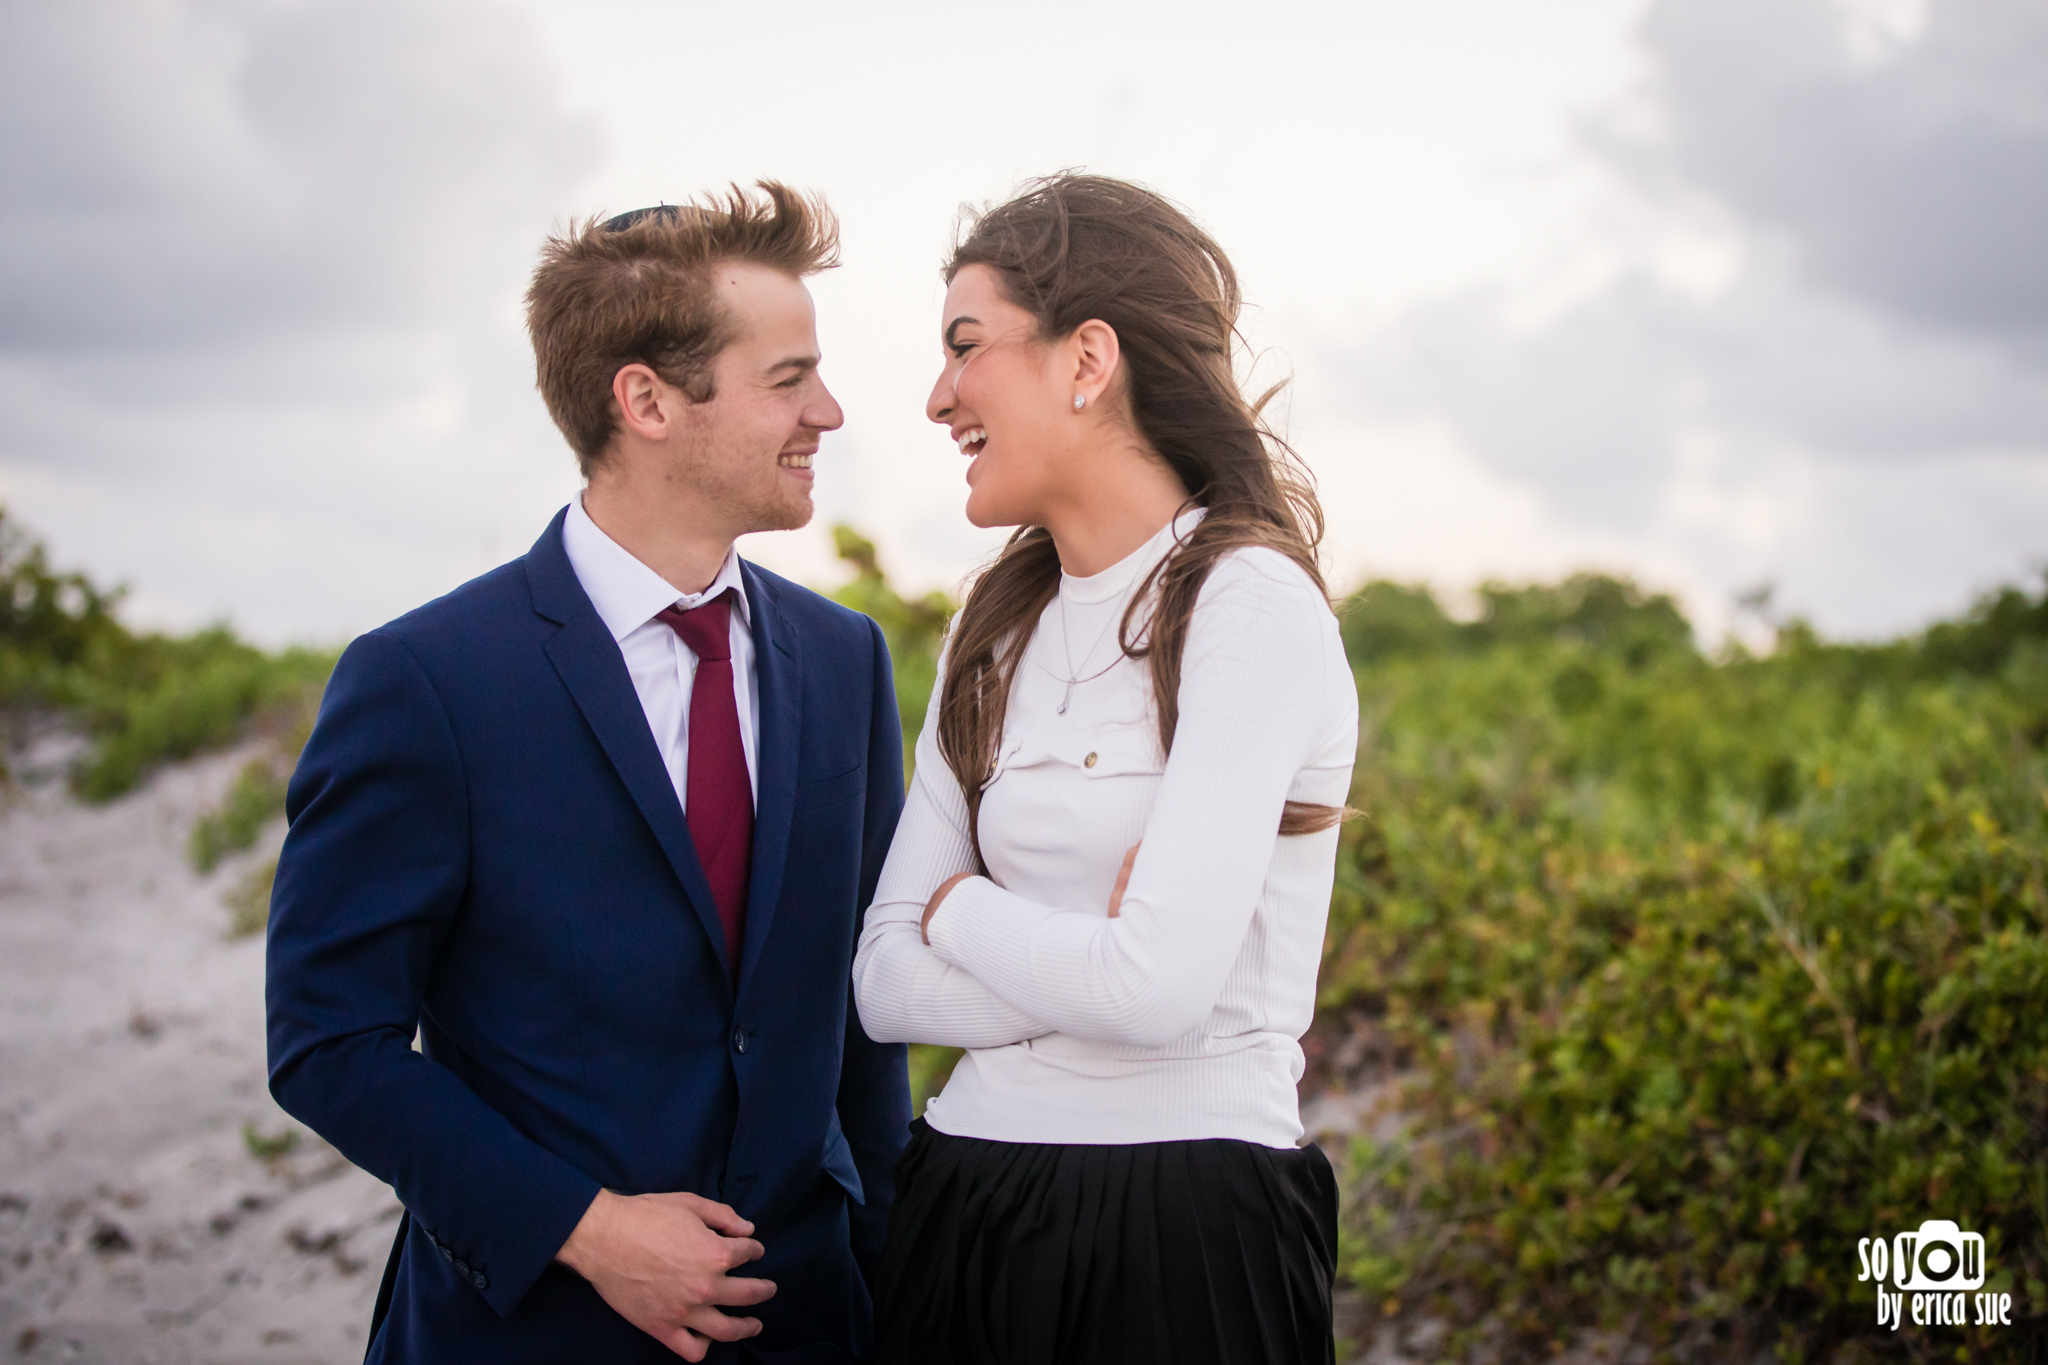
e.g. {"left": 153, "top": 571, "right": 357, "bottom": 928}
{"left": 934, "top": 174, "right": 1351, "bottom": 862}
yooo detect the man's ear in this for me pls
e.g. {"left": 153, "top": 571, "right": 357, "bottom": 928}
{"left": 1070, "top": 319, "right": 1122, "bottom": 408}
{"left": 612, "top": 363, "right": 671, "bottom": 442}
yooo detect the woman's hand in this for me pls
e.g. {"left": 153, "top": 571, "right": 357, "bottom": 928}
{"left": 923, "top": 843, "right": 1138, "bottom": 944}
{"left": 1107, "top": 843, "right": 1140, "bottom": 918}
{"left": 920, "top": 872, "right": 974, "bottom": 945}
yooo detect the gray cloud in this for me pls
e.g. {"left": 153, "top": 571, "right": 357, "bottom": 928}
{"left": 1641, "top": 0, "right": 2048, "bottom": 347}
{"left": 1338, "top": 0, "right": 2048, "bottom": 633}
{"left": 1358, "top": 254, "right": 2048, "bottom": 526}
{"left": 0, "top": 0, "right": 595, "bottom": 351}
{"left": 0, "top": 0, "right": 599, "bottom": 639}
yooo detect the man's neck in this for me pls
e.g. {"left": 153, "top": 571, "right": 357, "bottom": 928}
{"left": 580, "top": 479, "right": 735, "bottom": 597}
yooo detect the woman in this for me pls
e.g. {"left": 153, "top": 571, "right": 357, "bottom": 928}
{"left": 852, "top": 175, "right": 1358, "bottom": 1365}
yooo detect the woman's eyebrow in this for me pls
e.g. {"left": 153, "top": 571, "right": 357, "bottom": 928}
{"left": 945, "top": 316, "right": 981, "bottom": 347}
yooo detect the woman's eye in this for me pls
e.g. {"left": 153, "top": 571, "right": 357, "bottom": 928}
{"left": 950, "top": 342, "right": 974, "bottom": 359}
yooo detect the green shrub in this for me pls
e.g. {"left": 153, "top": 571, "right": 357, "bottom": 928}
{"left": 909, "top": 1045, "right": 964, "bottom": 1116}
{"left": 225, "top": 858, "right": 278, "bottom": 940}
{"left": 825, "top": 526, "right": 960, "bottom": 1106}
{"left": 68, "top": 634, "right": 331, "bottom": 802}
{"left": 1, "top": 504, "right": 334, "bottom": 801}
{"left": 827, "top": 525, "right": 953, "bottom": 773}
{"left": 0, "top": 505, "right": 129, "bottom": 701}
{"left": 241, "top": 1119, "right": 298, "bottom": 1160}
{"left": 190, "top": 760, "right": 290, "bottom": 873}
{"left": 26, "top": 496, "right": 2045, "bottom": 1359}
{"left": 1326, "top": 576, "right": 2048, "bottom": 1359}
{"left": 187, "top": 692, "right": 321, "bottom": 873}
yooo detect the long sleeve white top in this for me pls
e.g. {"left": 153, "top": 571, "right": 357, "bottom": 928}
{"left": 852, "top": 513, "right": 1359, "bottom": 1148}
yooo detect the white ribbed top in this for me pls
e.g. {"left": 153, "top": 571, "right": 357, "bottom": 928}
{"left": 852, "top": 514, "right": 1359, "bottom": 1148}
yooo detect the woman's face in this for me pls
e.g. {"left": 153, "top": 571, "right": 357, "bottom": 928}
{"left": 926, "top": 265, "right": 1074, "bottom": 529}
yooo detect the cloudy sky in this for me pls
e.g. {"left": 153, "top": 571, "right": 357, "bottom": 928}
{"left": 1, "top": 0, "right": 2042, "bottom": 644}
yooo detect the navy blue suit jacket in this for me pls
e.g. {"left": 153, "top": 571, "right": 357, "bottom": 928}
{"left": 266, "top": 511, "right": 912, "bottom": 1362}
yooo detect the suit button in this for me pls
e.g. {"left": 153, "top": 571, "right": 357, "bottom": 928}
{"left": 472, "top": 1271, "right": 490, "bottom": 1291}
{"left": 731, "top": 1025, "right": 749, "bottom": 1055}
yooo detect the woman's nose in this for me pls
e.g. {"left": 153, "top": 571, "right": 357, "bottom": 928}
{"left": 926, "top": 371, "right": 953, "bottom": 425}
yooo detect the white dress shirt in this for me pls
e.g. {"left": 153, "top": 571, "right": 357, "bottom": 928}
{"left": 561, "top": 497, "right": 760, "bottom": 811}
{"left": 852, "top": 513, "right": 1359, "bottom": 1148}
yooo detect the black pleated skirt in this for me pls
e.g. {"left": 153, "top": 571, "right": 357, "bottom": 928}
{"left": 874, "top": 1119, "right": 1338, "bottom": 1365}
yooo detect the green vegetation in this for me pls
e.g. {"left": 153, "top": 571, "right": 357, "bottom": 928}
{"left": 1326, "top": 573, "right": 2048, "bottom": 1360}
{"left": 837, "top": 556, "right": 2048, "bottom": 1357}
{"left": 187, "top": 691, "right": 320, "bottom": 877}
{"left": 827, "top": 525, "right": 954, "bottom": 772}
{"left": 188, "top": 759, "right": 290, "bottom": 874}
{"left": 824, "top": 527, "right": 966, "bottom": 1110}
{"left": 225, "top": 858, "right": 280, "bottom": 940}
{"left": 15, "top": 502, "right": 2046, "bottom": 1357}
{"left": 0, "top": 505, "right": 333, "bottom": 802}
{"left": 3, "top": 505, "right": 328, "bottom": 939}
{"left": 241, "top": 1120, "right": 299, "bottom": 1161}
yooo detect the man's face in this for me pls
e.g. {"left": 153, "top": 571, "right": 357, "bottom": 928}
{"left": 671, "top": 262, "right": 843, "bottom": 537}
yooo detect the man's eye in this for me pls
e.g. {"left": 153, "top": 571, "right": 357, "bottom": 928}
{"left": 779, "top": 375, "right": 805, "bottom": 388}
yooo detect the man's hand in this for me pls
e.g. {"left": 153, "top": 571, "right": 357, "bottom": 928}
{"left": 556, "top": 1189, "right": 776, "bottom": 1361}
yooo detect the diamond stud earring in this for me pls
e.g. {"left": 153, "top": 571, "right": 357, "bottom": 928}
{"left": 1073, "top": 394, "right": 1086, "bottom": 411}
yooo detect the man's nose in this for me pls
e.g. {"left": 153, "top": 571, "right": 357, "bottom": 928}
{"left": 810, "top": 381, "right": 845, "bottom": 432}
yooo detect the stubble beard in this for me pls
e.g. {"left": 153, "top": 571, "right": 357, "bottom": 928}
{"left": 759, "top": 471, "right": 814, "bottom": 533}
{"left": 678, "top": 431, "right": 814, "bottom": 537}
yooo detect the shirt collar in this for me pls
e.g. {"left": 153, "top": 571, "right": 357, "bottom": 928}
{"left": 1059, "top": 505, "right": 1208, "bottom": 607}
{"left": 562, "top": 496, "right": 751, "bottom": 644}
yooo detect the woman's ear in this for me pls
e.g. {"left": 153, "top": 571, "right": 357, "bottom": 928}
{"left": 1069, "top": 319, "right": 1121, "bottom": 410}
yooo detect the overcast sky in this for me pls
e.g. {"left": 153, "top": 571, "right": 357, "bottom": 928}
{"left": 1, "top": 0, "right": 2042, "bottom": 644}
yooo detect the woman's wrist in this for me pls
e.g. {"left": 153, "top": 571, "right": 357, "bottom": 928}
{"left": 921, "top": 872, "right": 975, "bottom": 945}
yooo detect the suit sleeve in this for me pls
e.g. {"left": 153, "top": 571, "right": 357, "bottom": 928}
{"left": 835, "top": 616, "right": 913, "bottom": 1283}
{"left": 265, "top": 631, "right": 601, "bottom": 1320}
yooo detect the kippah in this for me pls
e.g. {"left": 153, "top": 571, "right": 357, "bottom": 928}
{"left": 600, "top": 204, "right": 714, "bottom": 232}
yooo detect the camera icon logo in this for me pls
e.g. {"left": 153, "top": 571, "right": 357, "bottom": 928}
{"left": 1891, "top": 1220, "right": 1985, "bottom": 1292}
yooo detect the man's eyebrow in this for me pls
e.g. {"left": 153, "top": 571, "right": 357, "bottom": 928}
{"left": 945, "top": 317, "right": 981, "bottom": 347}
{"left": 766, "top": 354, "right": 820, "bottom": 375}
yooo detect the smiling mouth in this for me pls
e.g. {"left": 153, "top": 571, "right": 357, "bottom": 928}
{"left": 957, "top": 427, "right": 986, "bottom": 456}
{"left": 779, "top": 450, "right": 815, "bottom": 470}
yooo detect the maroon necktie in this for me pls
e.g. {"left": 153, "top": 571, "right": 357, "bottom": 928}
{"left": 656, "top": 591, "right": 752, "bottom": 974}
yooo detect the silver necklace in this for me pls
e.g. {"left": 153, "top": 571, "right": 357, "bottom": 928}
{"left": 1054, "top": 592, "right": 1123, "bottom": 715}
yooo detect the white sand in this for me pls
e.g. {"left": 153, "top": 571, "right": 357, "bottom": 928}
{"left": 0, "top": 736, "right": 395, "bottom": 1364}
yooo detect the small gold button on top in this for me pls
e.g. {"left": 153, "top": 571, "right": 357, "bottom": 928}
{"left": 1084, "top": 752, "right": 1099, "bottom": 768}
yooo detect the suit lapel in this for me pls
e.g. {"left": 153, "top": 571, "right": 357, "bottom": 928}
{"left": 737, "top": 560, "right": 801, "bottom": 999}
{"left": 524, "top": 512, "right": 735, "bottom": 984}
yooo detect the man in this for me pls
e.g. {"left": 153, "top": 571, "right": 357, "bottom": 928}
{"left": 266, "top": 184, "right": 910, "bottom": 1363}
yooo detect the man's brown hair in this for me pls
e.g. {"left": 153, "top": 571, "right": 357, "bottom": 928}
{"left": 525, "top": 181, "right": 840, "bottom": 475}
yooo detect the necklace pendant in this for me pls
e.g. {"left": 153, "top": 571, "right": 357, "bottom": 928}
{"left": 1056, "top": 682, "right": 1072, "bottom": 716}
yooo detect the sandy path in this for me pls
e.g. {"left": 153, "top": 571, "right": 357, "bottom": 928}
{"left": 0, "top": 738, "right": 394, "bottom": 1364}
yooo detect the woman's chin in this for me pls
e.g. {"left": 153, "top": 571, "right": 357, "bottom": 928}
{"left": 963, "top": 489, "right": 1011, "bottom": 529}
